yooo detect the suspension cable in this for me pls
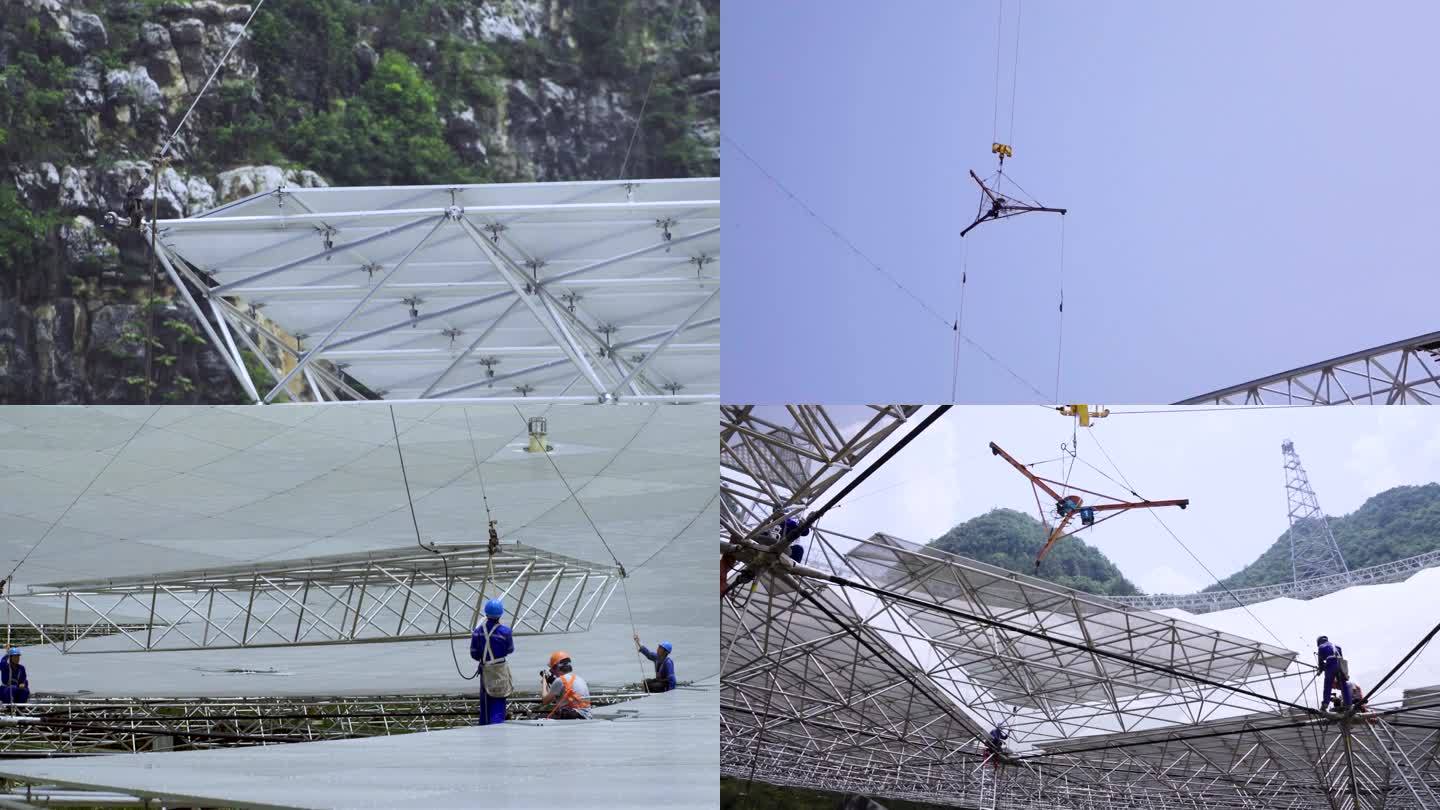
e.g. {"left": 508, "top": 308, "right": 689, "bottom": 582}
{"left": 950, "top": 242, "right": 969, "bottom": 403}
{"left": 788, "top": 406, "right": 951, "bottom": 548}
{"left": 513, "top": 405, "right": 647, "bottom": 682}
{"left": 724, "top": 134, "right": 1051, "bottom": 402}
{"left": 389, "top": 406, "right": 478, "bottom": 681}
{"left": 7, "top": 408, "right": 159, "bottom": 583}
{"left": 1006, "top": 0, "right": 1024, "bottom": 149}
{"left": 633, "top": 491, "right": 717, "bottom": 573}
{"left": 157, "top": 0, "right": 267, "bottom": 161}
{"left": 1369, "top": 617, "right": 1440, "bottom": 699}
{"left": 990, "top": 0, "right": 1005, "bottom": 146}
{"left": 616, "top": 0, "right": 687, "bottom": 179}
{"left": 1086, "top": 430, "right": 1289, "bottom": 649}
{"left": 1053, "top": 215, "right": 1065, "bottom": 403}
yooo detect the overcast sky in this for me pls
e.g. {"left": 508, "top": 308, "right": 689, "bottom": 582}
{"left": 723, "top": 1, "right": 1440, "bottom": 404}
{"left": 809, "top": 406, "right": 1440, "bottom": 594}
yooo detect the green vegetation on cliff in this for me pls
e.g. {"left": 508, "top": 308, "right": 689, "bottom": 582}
{"left": 0, "top": 0, "right": 717, "bottom": 403}
{"left": 289, "top": 50, "right": 466, "bottom": 185}
{"left": 1206, "top": 483, "right": 1440, "bottom": 591}
{"left": 928, "top": 508, "right": 1142, "bottom": 596}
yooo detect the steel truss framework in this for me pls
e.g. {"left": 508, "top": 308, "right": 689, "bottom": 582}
{"left": 729, "top": 701, "right": 1440, "bottom": 810}
{"left": 5, "top": 543, "right": 618, "bottom": 652}
{"left": 0, "top": 691, "right": 647, "bottom": 757}
{"left": 155, "top": 179, "right": 720, "bottom": 404}
{"left": 720, "top": 405, "right": 1440, "bottom": 809}
{"left": 721, "top": 405, "right": 921, "bottom": 550}
{"left": 0, "top": 694, "right": 478, "bottom": 756}
{"left": 960, "top": 168, "right": 1067, "bottom": 238}
{"left": 1281, "top": 440, "right": 1350, "bottom": 582}
{"left": 723, "top": 532, "right": 1440, "bottom": 809}
{"left": 1112, "top": 547, "right": 1440, "bottom": 613}
{"left": 1179, "top": 330, "right": 1440, "bottom": 405}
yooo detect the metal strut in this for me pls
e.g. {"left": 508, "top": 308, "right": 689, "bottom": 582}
{"left": 989, "top": 441, "right": 1189, "bottom": 570}
{"left": 1371, "top": 716, "right": 1440, "bottom": 808}
{"left": 960, "top": 169, "right": 1066, "bottom": 238}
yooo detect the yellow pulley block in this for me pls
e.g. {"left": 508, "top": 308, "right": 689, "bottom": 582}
{"left": 1056, "top": 404, "right": 1110, "bottom": 427}
{"left": 991, "top": 143, "right": 1014, "bottom": 159}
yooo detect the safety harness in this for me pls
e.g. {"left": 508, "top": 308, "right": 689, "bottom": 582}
{"left": 479, "top": 622, "right": 512, "bottom": 698}
{"left": 548, "top": 673, "right": 591, "bottom": 718}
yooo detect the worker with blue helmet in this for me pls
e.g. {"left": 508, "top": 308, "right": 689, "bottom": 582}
{"left": 1316, "top": 635, "right": 1352, "bottom": 711}
{"left": 469, "top": 599, "right": 513, "bottom": 725}
{"left": 0, "top": 647, "right": 28, "bottom": 705}
{"left": 634, "top": 633, "right": 677, "bottom": 692}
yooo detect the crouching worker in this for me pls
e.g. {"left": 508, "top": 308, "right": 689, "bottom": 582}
{"left": 634, "top": 634, "right": 676, "bottom": 693}
{"left": 0, "top": 648, "right": 28, "bottom": 705}
{"left": 1345, "top": 682, "right": 1370, "bottom": 713}
{"left": 469, "top": 599, "right": 513, "bottom": 725}
{"left": 539, "top": 651, "right": 591, "bottom": 719}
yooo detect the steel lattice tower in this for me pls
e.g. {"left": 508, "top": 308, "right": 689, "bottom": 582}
{"left": 1282, "top": 440, "right": 1350, "bottom": 583}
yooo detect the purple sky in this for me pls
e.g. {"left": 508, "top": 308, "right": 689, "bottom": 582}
{"left": 722, "top": 2, "right": 1440, "bottom": 404}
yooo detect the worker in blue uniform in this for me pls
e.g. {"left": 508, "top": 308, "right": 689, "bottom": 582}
{"left": 983, "top": 725, "right": 1009, "bottom": 769}
{"left": 1317, "top": 635, "right": 1352, "bottom": 711}
{"left": 782, "top": 516, "right": 809, "bottom": 564}
{"left": 0, "top": 648, "right": 29, "bottom": 705}
{"left": 470, "top": 599, "right": 513, "bottom": 725}
{"left": 634, "top": 634, "right": 676, "bottom": 692}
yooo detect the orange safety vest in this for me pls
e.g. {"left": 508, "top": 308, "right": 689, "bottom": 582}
{"left": 548, "top": 673, "right": 591, "bottom": 718}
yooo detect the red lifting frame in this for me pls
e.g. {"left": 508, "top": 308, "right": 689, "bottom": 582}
{"left": 989, "top": 441, "right": 1189, "bottom": 570}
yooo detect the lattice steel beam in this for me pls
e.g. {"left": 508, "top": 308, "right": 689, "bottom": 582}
{"left": 1111, "top": 548, "right": 1440, "bottom": 612}
{"left": 7, "top": 543, "right": 618, "bottom": 653}
{"left": 721, "top": 405, "right": 920, "bottom": 545}
{"left": 719, "top": 405, "right": 1440, "bottom": 808}
{"left": 1179, "top": 331, "right": 1440, "bottom": 405}
{"left": 0, "top": 691, "right": 648, "bottom": 757}
{"left": 157, "top": 180, "right": 721, "bottom": 403}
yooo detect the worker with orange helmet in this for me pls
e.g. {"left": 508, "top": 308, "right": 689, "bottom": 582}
{"left": 539, "top": 651, "right": 591, "bottom": 720}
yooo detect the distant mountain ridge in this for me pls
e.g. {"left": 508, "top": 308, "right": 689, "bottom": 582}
{"left": 927, "top": 508, "right": 1141, "bottom": 596}
{"left": 924, "top": 485, "right": 1440, "bottom": 598}
{"left": 1204, "top": 483, "right": 1440, "bottom": 592}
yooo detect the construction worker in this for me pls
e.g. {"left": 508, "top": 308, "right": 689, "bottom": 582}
{"left": 0, "top": 648, "right": 28, "bottom": 705}
{"left": 1346, "top": 682, "right": 1369, "bottom": 713}
{"left": 469, "top": 599, "right": 513, "bottom": 725}
{"left": 540, "top": 652, "right": 591, "bottom": 719}
{"left": 748, "top": 516, "right": 807, "bottom": 550}
{"left": 781, "top": 516, "right": 809, "bottom": 564}
{"left": 983, "top": 725, "right": 1009, "bottom": 769}
{"left": 1317, "top": 635, "right": 1352, "bottom": 712}
{"left": 728, "top": 516, "right": 811, "bottom": 594}
{"left": 634, "top": 634, "right": 676, "bottom": 693}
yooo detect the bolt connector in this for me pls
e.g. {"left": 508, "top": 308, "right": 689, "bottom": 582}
{"left": 481, "top": 222, "right": 507, "bottom": 244}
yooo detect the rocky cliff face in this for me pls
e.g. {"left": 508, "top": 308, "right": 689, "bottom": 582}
{"left": 0, "top": 0, "right": 718, "bottom": 403}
